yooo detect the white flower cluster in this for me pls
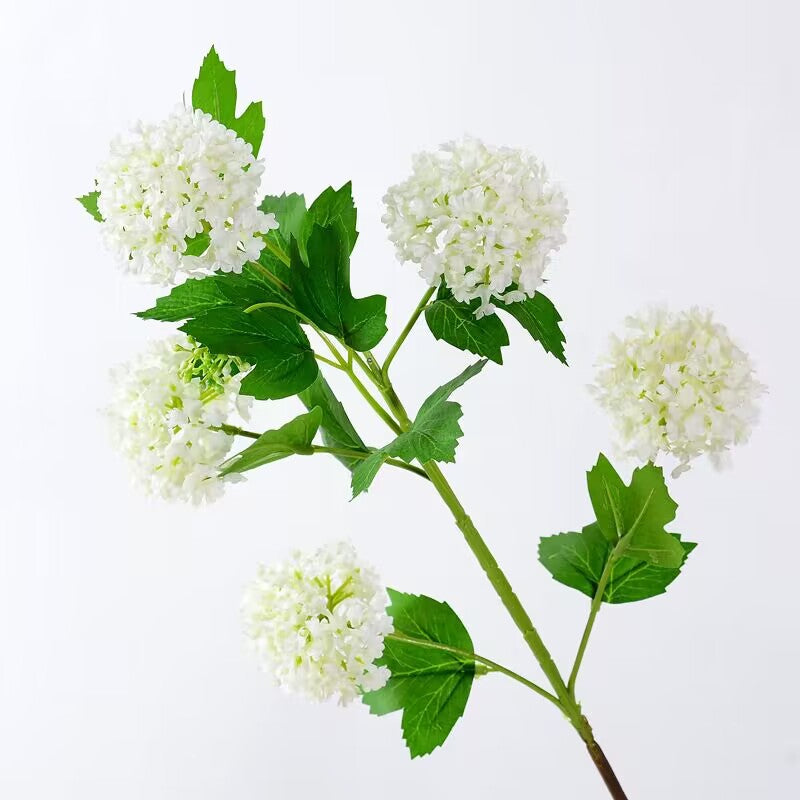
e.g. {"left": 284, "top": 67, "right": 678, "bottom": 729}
{"left": 592, "top": 307, "right": 764, "bottom": 477}
{"left": 107, "top": 335, "right": 251, "bottom": 503}
{"left": 383, "top": 137, "right": 568, "bottom": 317}
{"left": 96, "top": 107, "right": 277, "bottom": 284}
{"left": 242, "top": 541, "right": 393, "bottom": 704}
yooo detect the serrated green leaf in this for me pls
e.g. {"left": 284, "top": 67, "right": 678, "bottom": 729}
{"left": 136, "top": 264, "right": 289, "bottom": 323}
{"left": 290, "top": 222, "right": 387, "bottom": 351}
{"left": 259, "top": 193, "right": 308, "bottom": 251}
{"left": 425, "top": 288, "right": 509, "bottom": 364}
{"left": 77, "top": 190, "right": 103, "bottom": 222}
{"left": 301, "top": 183, "right": 358, "bottom": 256}
{"left": 298, "top": 374, "right": 368, "bottom": 471}
{"left": 605, "top": 540, "right": 697, "bottom": 603}
{"left": 538, "top": 524, "right": 696, "bottom": 604}
{"left": 192, "top": 46, "right": 265, "bottom": 155}
{"left": 538, "top": 523, "right": 609, "bottom": 597}
{"left": 219, "top": 408, "right": 322, "bottom": 476}
{"left": 351, "top": 361, "right": 487, "bottom": 496}
{"left": 500, "top": 291, "right": 567, "bottom": 364}
{"left": 586, "top": 455, "right": 683, "bottom": 567}
{"left": 363, "top": 590, "right": 475, "bottom": 758}
{"left": 180, "top": 306, "right": 318, "bottom": 400}
{"left": 586, "top": 454, "right": 628, "bottom": 542}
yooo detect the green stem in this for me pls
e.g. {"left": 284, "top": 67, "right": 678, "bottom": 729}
{"left": 381, "top": 286, "right": 436, "bottom": 381}
{"left": 311, "top": 446, "right": 429, "bottom": 480}
{"left": 315, "top": 353, "right": 342, "bottom": 369}
{"left": 246, "top": 259, "right": 290, "bottom": 293}
{"left": 219, "top": 424, "right": 260, "bottom": 439}
{"left": 386, "top": 632, "right": 561, "bottom": 707}
{"left": 568, "top": 539, "right": 626, "bottom": 695}
{"left": 260, "top": 238, "right": 291, "bottom": 268}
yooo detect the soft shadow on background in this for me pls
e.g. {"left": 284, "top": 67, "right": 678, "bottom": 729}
{"left": 1, "top": 1, "right": 798, "bottom": 797}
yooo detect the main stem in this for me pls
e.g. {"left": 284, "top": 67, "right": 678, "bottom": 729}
{"left": 369, "top": 296, "right": 628, "bottom": 799}
{"left": 423, "top": 461, "right": 627, "bottom": 799}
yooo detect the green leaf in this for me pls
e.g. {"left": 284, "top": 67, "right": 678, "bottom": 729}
{"left": 192, "top": 46, "right": 265, "bottom": 155}
{"left": 425, "top": 287, "right": 509, "bottom": 364}
{"left": 289, "top": 222, "right": 387, "bottom": 351}
{"left": 183, "top": 231, "right": 211, "bottom": 257}
{"left": 180, "top": 306, "right": 318, "bottom": 400}
{"left": 136, "top": 264, "right": 289, "bottom": 323}
{"left": 220, "top": 408, "right": 322, "bottom": 476}
{"left": 586, "top": 454, "right": 628, "bottom": 543}
{"left": 500, "top": 292, "right": 567, "bottom": 364}
{"left": 538, "top": 524, "right": 696, "bottom": 604}
{"left": 301, "top": 183, "right": 358, "bottom": 256}
{"left": 259, "top": 193, "right": 308, "bottom": 250}
{"left": 350, "top": 451, "right": 387, "bottom": 496}
{"left": 588, "top": 457, "right": 683, "bottom": 568}
{"left": 298, "top": 374, "right": 368, "bottom": 471}
{"left": 363, "top": 590, "right": 475, "bottom": 758}
{"left": 77, "top": 190, "right": 102, "bottom": 222}
{"left": 351, "top": 360, "right": 487, "bottom": 496}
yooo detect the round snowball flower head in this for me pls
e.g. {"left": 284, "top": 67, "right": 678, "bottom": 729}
{"left": 591, "top": 307, "right": 765, "bottom": 477}
{"left": 383, "top": 136, "right": 568, "bottom": 317}
{"left": 96, "top": 107, "right": 278, "bottom": 284}
{"left": 242, "top": 541, "right": 393, "bottom": 705}
{"left": 107, "top": 334, "right": 251, "bottom": 503}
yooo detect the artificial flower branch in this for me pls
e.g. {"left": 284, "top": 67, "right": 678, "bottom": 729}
{"left": 84, "top": 46, "right": 763, "bottom": 800}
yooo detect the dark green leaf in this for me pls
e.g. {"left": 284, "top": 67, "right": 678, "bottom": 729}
{"left": 298, "top": 374, "right": 368, "bottom": 470}
{"left": 604, "top": 539, "right": 697, "bottom": 603}
{"left": 77, "top": 190, "right": 102, "bottom": 222}
{"left": 301, "top": 183, "right": 358, "bottom": 256}
{"left": 192, "top": 46, "right": 265, "bottom": 155}
{"left": 220, "top": 408, "right": 322, "bottom": 476}
{"left": 180, "top": 306, "right": 318, "bottom": 400}
{"left": 425, "top": 288, "right": 509, "bottom": 364}
{"left": 290, "top": 222, "right": 387, "bottom": 351}
{"left": 363, "top": 590, "right": 475, "bottom": 758}
{"left": 136, "top": 265, "right": 289, "bottom": 323}
{"left": 500, "top": 291, "right": 567, "bottom": 364}
{"left": 351, "top": 360, "right": 487, "bottom": 496}
{"left": 538, "top": 524, "right": 696, "bottom": 604}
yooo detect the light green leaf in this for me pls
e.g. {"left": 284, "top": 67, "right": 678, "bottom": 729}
{"left": 259, "top": 193, "right": 307, "bottom": 250}
{"left": 298, "top": 374, "right": 368, "bottom": 471}
{"left": 220, "top": 408, "right": 322, "bottom": 476}
{"left": 538, "top": 524, "right": 696, "bottom": 604}
{"left": 425, "top": 287, "right": 509, "bottom": 364}
{"left": 500, "top": 291, "right": 567, "bottom": 364}
{"left": 77, "top": 190, "right": 103, "bottom": 222}
{"left": 192, "top": 46, "right": 265, "bottom": 155}
{"left": 362, "top": 590, "right": 475, "bottom": 758}
{"left": 351, "top": 360, "right": 487, "bottom": 496}
{"left": 180, "top": 306, "right": 318, "bottom": 400}
{"left": 290, "top": 222, "right": 387, "bottom": 351}
{"left": 586, "top": 455, "right": 683, "bottom": 567}
{"left": 183, "top": 231, "right": 211, "bottom": 257}
{"left": 586, "top": 454, "right": 628, "bottom": 542}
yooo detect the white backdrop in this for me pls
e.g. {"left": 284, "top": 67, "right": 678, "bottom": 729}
{"left": 2, "top": 1, "right": 799, "bottom": 797}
